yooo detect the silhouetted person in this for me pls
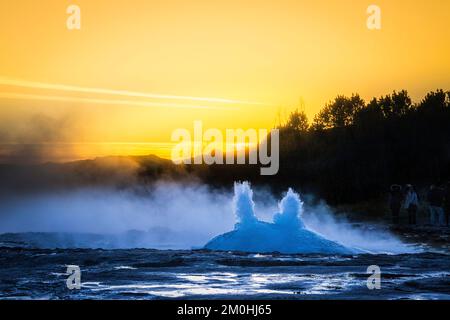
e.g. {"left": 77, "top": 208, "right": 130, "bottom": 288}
{"left": 427, "top": 185, "right": 445, "bottom": 226}
{"left": 389, "top": 185, "right": 403, "bottom": 224}
{"left": 404, "top": 185, "right": 418, "bottom": 225}
{"left": 445, "top": 182, "right": 450, "bottom": 226}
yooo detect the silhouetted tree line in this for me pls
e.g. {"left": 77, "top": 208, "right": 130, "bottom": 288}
{"left": 188, "top": 89, "right": 450, "bottom": 205}
{"left": 273, "top": 89, "right": 450, "bottom": 204}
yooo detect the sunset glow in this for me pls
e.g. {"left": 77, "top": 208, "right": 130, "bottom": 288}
{"left": 1, "top": 0, "right": 449, "bottom": 162}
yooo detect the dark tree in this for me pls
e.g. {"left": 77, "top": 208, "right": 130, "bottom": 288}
{"left": 378, "top": 90, "right": 412, "bottom": 118}
{"left": 313, "top": 94, "right": 365, "bottom": 129}
{"left": 284, "top": 109, "right": 309, "bottom": 132}
{"left": 418, "top": 89, "right": 449, "bottom": 111}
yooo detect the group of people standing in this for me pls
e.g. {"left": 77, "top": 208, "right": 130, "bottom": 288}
{"left": 389, "top": 182, "right": 450, "bottom": 226}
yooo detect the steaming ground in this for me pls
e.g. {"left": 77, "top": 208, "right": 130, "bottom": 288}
{"left": 1, "top": 182, "right": 449, "bottom": 300}
{"left": 0, "top": 183, "right": 233, "bottom": 249}
{"left": 0, "top": 182, "right": 417, "bottom": 253}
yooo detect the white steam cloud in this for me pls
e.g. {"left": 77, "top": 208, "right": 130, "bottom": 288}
{"left": 0, "top": 182, "right": 418, "bottom": 253}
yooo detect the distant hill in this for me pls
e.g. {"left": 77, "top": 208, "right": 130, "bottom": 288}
{"left": 0, "top": 154, "right": 188, "bottom": 194}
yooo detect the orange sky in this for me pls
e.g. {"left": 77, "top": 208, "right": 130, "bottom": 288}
{"left": 0, "top": 0, "right": 449, "bottom": 161}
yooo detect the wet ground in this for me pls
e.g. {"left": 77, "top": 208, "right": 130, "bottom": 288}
{"left": 0, "top": 243, "right": 448, "bottom": 300}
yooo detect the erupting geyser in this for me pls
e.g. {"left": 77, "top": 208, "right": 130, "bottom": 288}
{"left": 204, "top": 182, "right": 358, "bottom": 254}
